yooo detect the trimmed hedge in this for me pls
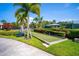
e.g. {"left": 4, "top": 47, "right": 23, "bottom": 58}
{"left": 0, "top": 30, "right": 20, "bottom": 36}
{"left": 34, "top": 28, "right": 79, "bottom": 39}
{"left": 51, "top": 28, "right": 68, "bottom": 33}
{"left": 66, "top": 30, "right": 79, "bottom": 39}
{"left": 34, "top": 28, "right": 65, "bottom": 37}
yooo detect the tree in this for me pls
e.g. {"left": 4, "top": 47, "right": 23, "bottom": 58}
{"left": 33, "top": 16, "right": 43, "bottom": 28}
{"left": 14, "top": 3, "right": 40, "bottom": 39}
{"left": 39, "top": 16, "right": 43, "bottom": 28}
{"left": 52, "top": 20, "right": 56, "bottom": 24}
{"left": 15, "top": 12, "right": 27, "bottom": 33}
{"left": 41, "top": 20, "right": 51, "bottom": 27}
{"left": 58, "top": 21, "right": 73, "bottom": 29}
{"left": 33, "top": 17, "right": 39, "bottom": 28}
{"left": 0, "top": 19, "right": 7, "bottom": 23}
{"left": 30, "top": 22, "right": 36, "bottom": 29}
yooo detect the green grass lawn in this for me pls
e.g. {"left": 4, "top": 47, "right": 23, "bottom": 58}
{"left": 32, "top": 32, "right": 61, "bottom": 42}
{"left": 47, "top": 40, "right": 79, "bottom": 56}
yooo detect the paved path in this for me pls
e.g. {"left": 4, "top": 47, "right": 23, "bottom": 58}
{"left": 0, "top": 38, "right": 52, "bottom": 56}
{"left": 49, "top": 38, "right": 68, "bottom": 45}
{"left": 43, "top": 38, "right": 68, "bottom": 47}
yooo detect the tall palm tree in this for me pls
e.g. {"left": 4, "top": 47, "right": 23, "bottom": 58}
{"left": 14, "top": 3, "right": 40, "bottom": 39}
{"left": 15, "top": 12, "right": 27, "bottom": 33}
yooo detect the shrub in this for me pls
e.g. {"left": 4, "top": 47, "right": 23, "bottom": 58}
{"left": 34, "top": 28, "right": 65, "bottom": 37}
{"left": 51, "top": 28, "right": 68, "bottom": 33}
{"left": 52, "top": 31, "right": 65, "bottom": 37}
{"left": 66, "top": 30, "right": 79, "bottom": 39}
{"left": 0, "top": 30, "right": 20, "bottom": 36}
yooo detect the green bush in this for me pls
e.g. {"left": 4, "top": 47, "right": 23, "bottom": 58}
{"left": 52, "top": 31, "right": 65, "bottom": 37}
{"left": 34, "top": 28, "right": 65, "bottom": 37}
{"left": 51, "top": 28, "right": 68, "bottom": 33}
{"left": 0, "top": 30, "right": 20, "bottom": 36}
{"left": 66, "top": 29, "right": 79, "bottom": 39}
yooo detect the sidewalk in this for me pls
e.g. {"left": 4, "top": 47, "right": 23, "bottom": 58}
{"left": 0, "top": 38, "right": 53, "bottom": 56}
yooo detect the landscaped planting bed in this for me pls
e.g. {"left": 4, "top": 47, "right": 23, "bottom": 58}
{"left": 66, "top": 29, "right": 79, "bottom": 39}
{"left": 45, "top": 28, "right": 68, "bottom": 33}
{"left": 0, "top": 30, "right": 19, "bottom": 36}
{"left": 34, "top": 28, "right": 66, "bottom": 37}
{"left": 32, "top": 32, "right": 61, "bottom": 42}
{"left": 34, "top": 28, "right": 79, "bottom": 40}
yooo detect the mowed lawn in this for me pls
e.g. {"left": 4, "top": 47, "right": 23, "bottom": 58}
{"left": 47, "top": 40, "right": 79, "bottom": 56}
{"left": 32, "top": 32, "right": 61, "bottom": 42}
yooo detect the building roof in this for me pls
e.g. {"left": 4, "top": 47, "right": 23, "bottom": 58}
{"left": 46, "top": 24, "right": 60, "bottom": 26}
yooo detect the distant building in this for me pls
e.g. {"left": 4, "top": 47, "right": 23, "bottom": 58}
{"left": 65, "top": 23, "right": 79, "bottom": 29}
{"left": 45, "top": 24, "right": 60, "bottom": 28}
{"left": 0, "top": 23, "right": 13, "bottom": 29}
{"left": 0, "top": 23, "right": 3, "bottom": 29}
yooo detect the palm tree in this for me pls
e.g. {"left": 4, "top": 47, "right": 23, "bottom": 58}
{"left": 15, "top": 12, "right": 27, "bottom": 33}
{"left": 33, "top": 16, "right": 43, "bottom": 28}
{"left": 14, "top": 3, "right": 40, "bottom": 39}
{"left": 39, "top": 16, "right": 43, "bottom": 28}
{"left": 33, "top": 17, "right": 39, "bottom": 28}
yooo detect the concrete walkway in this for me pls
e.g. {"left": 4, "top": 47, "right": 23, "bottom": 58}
{"left": 49, "top": 38, "right": 68, "bottom": 45}
{"left": 43, "top": 38, "right": 68, "bottom": 47}
{"left": 0, "top": 38, "right": 52, "bottom": 56}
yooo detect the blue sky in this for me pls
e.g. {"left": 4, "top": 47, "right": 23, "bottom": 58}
{"left": 0, "top": 3, "right": 79, "bottom": 23}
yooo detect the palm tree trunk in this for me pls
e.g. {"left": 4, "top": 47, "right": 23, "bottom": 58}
{"left": 27, "top": 16, "right": 29, "bottom": 39}
{"left": 26, "top": 14, "right": 32, "bottom": 39}
{"left": 36, "top": 21, "right": 38, "bottom": 28}
{"left": 20, "top": 25, "right": 24, "bottom": 33}
{"left": 40, "top": 22, "right": 42, "bottom": 28}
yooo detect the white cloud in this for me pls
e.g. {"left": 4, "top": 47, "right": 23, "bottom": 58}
{"left": 44, "top": 19, "right": 52, "bottom": 21}
{"left": 29, "top": 17, "right": 34, "bottom": 24}
{"left": 29, "top": 17, "right": 34, "bottom": 20}
{"left": 60, "top": 19, "right": 79, "bottom": 22}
